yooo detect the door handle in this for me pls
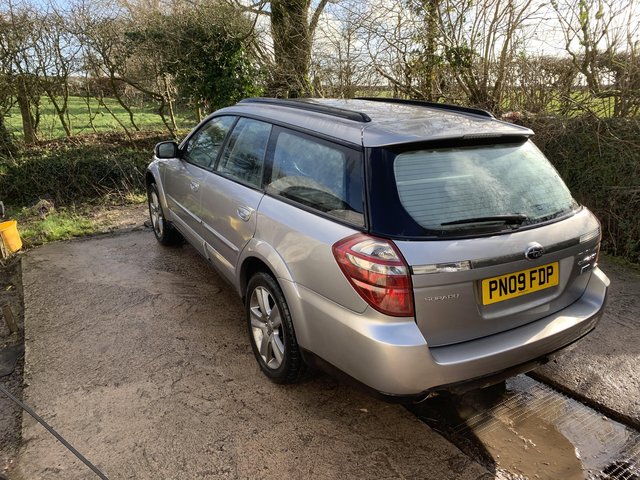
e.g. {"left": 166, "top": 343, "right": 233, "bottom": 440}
{"left": 236, "top": 206, "right": 254, "bottom": 222}
{"left": 190, "top": 181, "right": 199, "bottom": 192}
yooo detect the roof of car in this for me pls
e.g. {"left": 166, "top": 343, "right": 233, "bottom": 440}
{"left": 217, "top": 98, "right": 533, "bottom": 148}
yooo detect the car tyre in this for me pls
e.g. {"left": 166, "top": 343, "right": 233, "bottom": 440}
{"left": 148, "top": 182, "right": 182, "bottom": 246}
{"left": 246, "top": 272, "right": 304, "bottom": 384}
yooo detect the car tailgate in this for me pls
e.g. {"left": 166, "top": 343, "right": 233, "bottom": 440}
{"left": 394, "top": 209, "right": 601, "bottom": 347}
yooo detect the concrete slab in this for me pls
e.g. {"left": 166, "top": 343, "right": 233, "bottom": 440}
{"left": 14, "top": 231, "right": 491, "bottom": 480}
{"left": 531, "top": 257, "right": 640, "bottom": 428}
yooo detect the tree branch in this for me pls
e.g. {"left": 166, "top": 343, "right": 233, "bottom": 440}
{"left": 309, "top": 0, "right": 330, "bottom": 37}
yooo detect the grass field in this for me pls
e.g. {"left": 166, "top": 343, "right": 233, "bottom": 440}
{"left": 6, "top": 96, "right": 198, "bottom": 139}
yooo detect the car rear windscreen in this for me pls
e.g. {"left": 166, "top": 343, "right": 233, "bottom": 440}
{"left": 377, "top": 140, "right": 577, "bottom": 237}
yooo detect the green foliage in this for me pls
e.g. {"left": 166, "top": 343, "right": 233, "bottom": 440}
{"left": 0, "top": 131, "right": 167, "bottom": 206}
{"left": 523, "top": 116, "right": 640, "bottom": 263}
{"left": 126, "top": 2, "right": 263, "bottom": 111}
{"left": 17, "top": 208, "right": 95, "bottom": 246}
{"left": 6, "top": 195, "right": 148, "bottom": 247}
{"left": 444, "top": 45, "right": 476, "bottom": 69}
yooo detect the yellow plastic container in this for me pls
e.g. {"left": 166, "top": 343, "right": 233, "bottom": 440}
{"left": 0, "top": 220, "right": 23, "bottom": 255}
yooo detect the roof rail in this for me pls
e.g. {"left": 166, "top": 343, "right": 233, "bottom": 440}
{"left": 356, "top": 97, "right": 494, "bottom": 118}
{"left": 239, "top": 97, "right": 372, "bottom": 123}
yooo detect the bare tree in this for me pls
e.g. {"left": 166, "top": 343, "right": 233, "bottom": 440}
{"left": 33, "top": 6, "right": 81, "bottom": 137}
{"left": 347, "top": 0, "right": 543, "bottom": 112}
{"left": 0, "top": 0, "right": 42, "bottom": 143}
{"left": 356, "top": 0, "right": 429, "bottom": 98}
{"left": 434, "top": 0, "right": 542, "bottom": 112}
{"left": 73, "top": 2, "right": 141, "bottom": 132}
{"left": 553, "top": 0, "right": 622, "bottom": 92}
{"left": 553, "top": 0, "right": 640, "bottom": 116}
{"left": 311, "top": 1, "right": 375, "bottom": 97}
{"left": 508, "top": 55, "right": 579, "bottom": 115}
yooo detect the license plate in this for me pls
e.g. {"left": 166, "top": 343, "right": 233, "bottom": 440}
{"left": 481, "top": 262, "right": 559, "bottom": 305}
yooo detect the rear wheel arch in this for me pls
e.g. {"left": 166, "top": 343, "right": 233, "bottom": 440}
{"left": 238, "top": 239, "right": 296, "bottom": 296}
{"left": 240, "top": 257, "right": 276, "bottom": 302}
{"left": 238, "top": 248, "right": 311, "bottom": 348}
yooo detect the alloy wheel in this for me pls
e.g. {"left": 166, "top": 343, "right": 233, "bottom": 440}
{"left": 249, "top": 286, "right": 285, "bottom": 369}
{"left": 149, "top": 190, "right": 164, "bottom": 238}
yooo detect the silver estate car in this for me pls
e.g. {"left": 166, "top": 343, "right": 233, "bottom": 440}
{"left": 146, "top": 97, "right": 609, "bottom": 400}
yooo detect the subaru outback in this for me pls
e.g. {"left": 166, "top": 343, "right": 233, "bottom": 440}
{"left": 146, "top": 97, "right": 609, "bottom": 400}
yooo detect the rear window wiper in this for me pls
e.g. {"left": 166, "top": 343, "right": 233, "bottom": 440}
{"left": 441, "top": 214, "right": 528, "bottom": 227}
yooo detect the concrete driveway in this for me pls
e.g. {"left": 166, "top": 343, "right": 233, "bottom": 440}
{"left": 13, "top": 230, "right": 491, "bottom": 480}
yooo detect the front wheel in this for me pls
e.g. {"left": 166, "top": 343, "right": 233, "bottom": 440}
{"left": 148, "top": 182, "right": 182, "bottom": 246}
{"left": 246, "top": 272, "right": 304, "bottom": 384}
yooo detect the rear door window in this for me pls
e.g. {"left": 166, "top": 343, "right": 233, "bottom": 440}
{"left": 391, "top": 140, "right": 576, "bottom": 235}
{"left": 216, "top": 117, "right": 271, "bottom": 188}
{"left": 267, "top": 130, "right": 364, "bottom": 226}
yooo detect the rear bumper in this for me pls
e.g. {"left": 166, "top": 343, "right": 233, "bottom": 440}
{"left": 287, "top": 267, "right": 609, "bottom": 396}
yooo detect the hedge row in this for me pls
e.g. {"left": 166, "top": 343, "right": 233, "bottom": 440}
{"left": 521, "top": 116, "right": 640, "bottom": 264}
{"left": 0, "top": 132, "right": 167, "bottom": 206}
{"left": 1, "top": 119, "right": 638, "bottom": 263}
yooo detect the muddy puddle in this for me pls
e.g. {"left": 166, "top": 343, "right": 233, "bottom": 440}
{"left": 409, "top": 375, "right": 639, "bottom": 479}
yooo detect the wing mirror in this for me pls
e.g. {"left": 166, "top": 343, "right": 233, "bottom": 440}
{"left": 155, "top": 141, "right": 179, "bottom": 159}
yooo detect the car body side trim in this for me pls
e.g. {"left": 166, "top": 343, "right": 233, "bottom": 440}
{"left": 170, "top": 214, "right": 235, "bottom": 277}
{"left": 203, "top": 241, "right": 235, "bottom": 273}
{"left": 168, "top": 213, "right": 193, "bottom": 234}
{"left": 168, "top": 194, "right": 238, "bottom": 255}
{"left": 167, "top": 194, "right": 203, "bottom": 224}
{"left": 201, "top": 220, "right": 240, "bottom": 253}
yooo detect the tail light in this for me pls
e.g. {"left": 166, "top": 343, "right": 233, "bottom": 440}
{"left": 578, "top": 226, "right": 601, "bottom": 273}
{"left": 332, "top": 234, "right": 414, "bottom": 317}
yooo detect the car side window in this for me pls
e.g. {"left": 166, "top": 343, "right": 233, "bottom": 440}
{"left": 183, "top": 116, "right": 236, "bottom": 169}
{"left": 267, "top": 130, "right": 364, "bottom": 226}
{"left": 216, "top": 118, "right": 272, "bottom": 187}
